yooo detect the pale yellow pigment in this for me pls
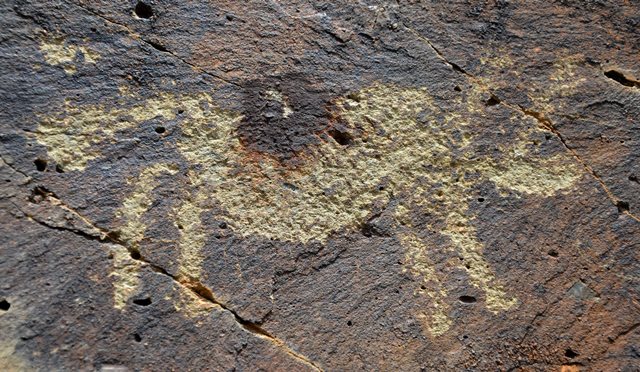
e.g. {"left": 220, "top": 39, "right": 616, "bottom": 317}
{"left": 37, "top": 82, "right": 581, "bottom": 330}
{"left": 109, "top": 245, "right": 142, "bottom": 310}
{"left": 39, "top": 37, "right": 99, "bottom": 75}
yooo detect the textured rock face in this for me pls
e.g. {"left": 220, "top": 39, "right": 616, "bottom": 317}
{"left": 1, "top": 0, "right": 639, "bottom": 370}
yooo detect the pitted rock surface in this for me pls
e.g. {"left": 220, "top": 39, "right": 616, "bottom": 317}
{"left": 1, "top": 1, "right": 639, "bottom": 371}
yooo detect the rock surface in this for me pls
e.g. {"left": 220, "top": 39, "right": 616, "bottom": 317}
{"left": 1, "top": 0, "right": 639, "bottom": 370}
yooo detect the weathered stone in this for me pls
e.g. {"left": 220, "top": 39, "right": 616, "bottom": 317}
{"left": 1, "top": 0, "right": 639, "bottom": 370}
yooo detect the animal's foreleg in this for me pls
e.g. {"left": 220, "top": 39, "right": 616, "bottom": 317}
{"left": 112, "top": 163, "right": 179, "bottom": 309}
{"left": 174, "top": 186, "right": 208, "bottom": 283}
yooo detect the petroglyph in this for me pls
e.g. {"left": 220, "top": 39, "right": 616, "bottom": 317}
{"left": 116, "top": 163, "right": 179, "bottom": 248}
{"left": 0, "top": 339, "right": 31, "bottom": 372}
{"left": 400, "top": 232, "right": 451, "bottom": 336}
{"left": 34, "top": 90, "right": 211, "bottom": 171}
{"left": 108, "top": 244, "right": 143, "bottom": 310}
{"left": 39, "top": 36, "right": 99, "bottom": 75}
{"left": 171, "top": 284, "right": 217, "bottom": 319}
{"left": 36, "top": 81, "right": 581, "bottom": 335}
{"left": 264, "top": 90, "right": 294, "bottom": 118}
{"left": 479, "top": 52, "right": 588, "bottom": 115}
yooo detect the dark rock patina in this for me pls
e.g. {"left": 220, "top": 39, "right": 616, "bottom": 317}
{"left": 1, "top": 1, "right": 639, "bottom": 371}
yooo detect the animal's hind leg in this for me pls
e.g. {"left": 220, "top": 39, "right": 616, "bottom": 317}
{"left": 400, "top": 231, "right": 452, "bottom": 337}
{"left": 443, "top": 210, "right": 517, "bottom": 313}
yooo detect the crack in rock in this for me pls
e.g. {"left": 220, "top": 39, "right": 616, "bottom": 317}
{"left": 401, "top": 22, "right": 640, "bottom": 223}
{"left": 8, "top": 191, "right": 323, "bottom": 371}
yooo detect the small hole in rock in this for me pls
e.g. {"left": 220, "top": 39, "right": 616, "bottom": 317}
{"left": 361, "top": 224, "right": 373, "bottom": 237}
{"left": 459, "top": 295, "right": 477, "bottom": 303}
{"left": 226, "top": 14, "right": 234, "bottom": 21}
{"left": 616, "top": 200, "right": 630, "bottom": 213}
{"left": 55, "top": 164, "right": 64, "bottom": 173}
{"left": 548, "top": 250, "right": 559, "bottom": 257}
{"left": 378, "top": 185, "right": 385, "bottom": 191}
{"left": 604, "top": 70, "right": 636, "bottom": 87}
{"left": 485, "top": 95, "right": 501, "bottom": 106}
{"left": 155, "top": 126, "right": 166, "bottom": 134}
{"left": 219, "top": 222, "right": 227, "bottom": 229}
{"left": 565, "top": 348, "right": 578, "bottom": 358}
{"left": 462, "top": 335, "right": 468, "bottom": 339}
{"left": 34, "top": 159, "right": 47, "bottom": 172}
{"left": 134, "top": 1, "right": 153, "bottom": 19}
{"left": 450, "top": 62, "right": 465, "bottom": 74}
{"left": 420, "top": 285, "right": 426, "bottom": 290}
{"left": 454, "top": 85, "right": 462, "bottom": 92}
{"left": 629, "top": 175, "right": 638, "bottom": 182}
{"left": 133, "top": 297, "right": 152, "bottom": 306}
{"left": 130, "top": 251, "right": 141, "bottom": 260}
{"left": 147, "top": 40, "right": 168, "bottom": 52}
{"left": 133, "top": 333, "right": 142, "bottom": 342}
{"left": 29, "top": 186, "right": 51, "bottom": 203}
{"left": 328, "top": 129, "right": 353, "bottom": 146}
{"left": 346, "top": 93, "right": 362, "bottom": 102}
{"left": 177, "top": 109, "right": 185, "bottom": 114}
{"left": 477, "top": 197, "right": 485, "bottom": 202}
{"left": 0, "top": 299, "right": 10, "bottom": 311}
{"left": 347, "top": 320, "right": 353, "bottom": 326}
